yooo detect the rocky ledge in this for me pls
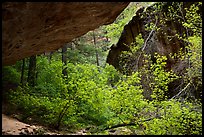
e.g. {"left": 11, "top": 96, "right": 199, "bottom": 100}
{"left": 2, "top": 2, "right": 129, "bottom": 65}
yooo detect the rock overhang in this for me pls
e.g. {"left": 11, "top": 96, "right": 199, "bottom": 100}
{"left": 2, "top": 2, "right": 129, "bottom": 65}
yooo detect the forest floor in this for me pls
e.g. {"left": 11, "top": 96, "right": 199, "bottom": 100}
{"left": 2, "top": 113, "right": 56, "bottom": 135}
{"left": 2, "top": 113, "right": 92, "bottom": 135}
{"left": 2, "top": 113, "right": 133, "bottom": 135}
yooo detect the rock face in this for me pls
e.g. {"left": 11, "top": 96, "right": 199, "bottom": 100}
{"left": 106, "top": 2, "right": 202, "bottom": 99}
{"left": 2, "top": 2, "right": 129, "bottom": 65}
{"left": 107, "top": 2, "right": 197, "bottom": 71}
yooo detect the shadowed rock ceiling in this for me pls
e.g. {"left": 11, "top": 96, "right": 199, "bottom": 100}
{"left": 2, "top": 2, "right": 129, "bottom": 65}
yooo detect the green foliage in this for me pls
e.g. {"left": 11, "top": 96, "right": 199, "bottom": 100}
{"left": 144, "top": 100, "right": 202, "bottom": 135}
{"left": 183, "top": 2, "right": 202, "bottom": 36}
{"left": 2, "top": 65, "right": 21, "bottom": 84}
{"left": 118, "top": 33, "right": 144, "bottom": 75}
{"left": 36, "top": 57, "right": 65, "bottom": 98}
{"left": 103, "top": 58, "right": 201, "bottom": 135}
{"left": 104, "top": 3, "right": 137, "bottom": 44}
{"left": 165, "top": 2, "right": 202, "bottom": 99}
{"left": 149, "top": 53, "right": 179, "bottom": 101}
{"left": 64, "top": 63, "right": 122, "bottom": 126}
{"left": 3, "top": 2, "right": 202, "bottom": 135}
{"left": 186, "top": 36, "right": 202, "bottom": 85}
{"left": 103, "top": 64, "right": 123, "bottom": 86}
{"left": 66, "top": 44, "right": 98, "bottom": 65}
{"left": 7, "top": 85, "right": 62, "bottom": 125}
{"left": 6, "top": 58, "right": 122, "bottom": 129}
{"left": 67, "top": 30, "right": 109, "bottom": 67}
{"left": 108, "top": 72, "right": 147, "bottom": 125}
{"left": 105, "top": 2, "right": 156, "bottom": 45}
{"left": 5, "top": 55, "right": 202, "bottom": 134}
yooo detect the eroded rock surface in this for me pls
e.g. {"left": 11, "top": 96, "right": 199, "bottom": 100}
{"left": 107, "top": 2, "right": 198, "bottom": 71}
{"left": 2, "top": 2, "right": 129, "bottom": 65}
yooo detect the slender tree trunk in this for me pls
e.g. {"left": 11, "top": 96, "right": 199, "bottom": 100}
{"left": 27, "top": 55, "right": 36, "bottom": 87}
{"left": 48, "top": 51, "right": 53, "bottom": 64}
{"left": 62, "top": 43, "right": 70, "bottom": 77}
{"left": 20, "top": 58, "right": 25, "bottom": 86}
{"left": 105, "top": 31, "right": 109, "bottom": 45}
{"left": 93, "top": 31, "right": 99, "bottom": 66}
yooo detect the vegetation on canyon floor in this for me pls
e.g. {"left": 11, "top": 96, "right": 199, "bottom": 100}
{"left": 2, "top": 2, "right": 202, "bottom": 135}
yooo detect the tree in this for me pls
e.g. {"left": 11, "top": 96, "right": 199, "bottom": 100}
{"left": 93, "top": 30, "right": 100, "bottom": 66}
{"left": 20, "top": 58, "right": 25, "bottom": 86}
{"left": 48, "top": 51, "right": 54, "bottom": 64}
{"left": 62, "top": 44, "right": 68, "bottom": 77}
{"left": 27, "top": 55, "right": 36, "bottom": 87}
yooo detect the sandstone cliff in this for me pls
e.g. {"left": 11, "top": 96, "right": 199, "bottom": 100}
{"left": 106, "top": 2, "right": 202, "bottom": 100}
{"left": 2, "top": 2, "right": 129, "bottom": 65}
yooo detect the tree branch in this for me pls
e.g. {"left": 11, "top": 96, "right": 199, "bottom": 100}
{"left": 103, "top": 115, "right": 161, "bottom": 131}
{"left": 142, "top": 18, "right": 158, "bottom": 51}
{"left": 104, "top": 122, "right": 136, "bottom": 130}
{"left": 133, "top": 17, "right": 158, "bottom": 71}
{"left": 169, "top": 82, "right": 191, "bottom": 100}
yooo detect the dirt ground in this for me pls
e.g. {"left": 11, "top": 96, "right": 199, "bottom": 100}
{"left": 2, "top": 113, "right": 134, "bottom": 135}
{"left": 2, "top": 114, "right": 62, "bottom": 135}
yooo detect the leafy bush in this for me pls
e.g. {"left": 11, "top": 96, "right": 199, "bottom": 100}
{"left": 143, "top": 100, "right": 202, "bottom": 135}
{"left": 7, "top": 85, "right": 63, "bottom": 125}
{"left": 6, "top": 60, "right": 122, "bottom": 129}
{"left": 64, "top": 63, "right": 122, "bottom": 126}
{"left": 2, "top": 66, "right": 21, "bottom": 84}
{"left": 103, "top": 54, "right": 202, "bottom": 135}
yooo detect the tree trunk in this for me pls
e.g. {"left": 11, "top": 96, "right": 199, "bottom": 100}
{"left": 20, "top": 58, "right": 25, "bottom": 86}
{"left": 93, "top": 31, "right": 99, "bottom": 66}
{"left": 27, "top": 55, "right": 36, "bottom": 87}
{"left": 62, "top": 43, "right": 71, "bottom": 77}
{"left": 105, "top": 31, "right": 109, "bottom": 45}
{"left": 48, "top": 51, "right": 53, "bottom": 64}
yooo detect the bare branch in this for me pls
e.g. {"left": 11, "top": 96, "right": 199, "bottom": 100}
{"left": 103, "top": 115, "right": 162, "bottom": 131}
{"left": 133, "top": 17, "right": 158, "bottom": 71}
{"left": 142, "top": 18, "right": 158, "bottom": 51}
{"left": 169, "top": 82, "right": 191, "bottom": 100}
